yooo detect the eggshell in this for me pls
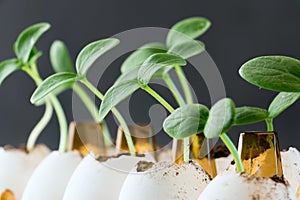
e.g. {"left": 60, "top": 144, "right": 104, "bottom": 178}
{"left": 215, "top": 154, "right": 233, "bottom": 173}
{"left": 198, "top": 171, "right": 296, "bottom": 200}
{"left": 281, "top": 147, "right": 300, "bottom": 199}
{"left": 21, "top": 151, "right": 82, "bottom": 200}
{"left": 63, "top": 154, "right": 152, "bottom": 200}
{"left": 119, "top": 161, "right": 211, "bottom": 200}
{"left": 0, "top": 144, "right": 50, "bottom": 199}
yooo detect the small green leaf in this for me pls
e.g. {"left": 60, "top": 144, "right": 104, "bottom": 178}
{"left": 14, "top": 22, "right": 50, "bottom": 63}
{"left": 31, "top": 72, "right": 78, "bottom": 104}
{"left": 204, "top": 98, "right": 235, "bottom": 139}
{"left": 268, "top": 92, "right": 300, "bottom": 119}
{"left": 138, "top": 53, "right": 186, "bottom": 85}
{"left": 120, "top": 43, "right": 167, "bottom": 73}
{"left": 168, "top": 40, "right": 205, "bottom": 59}
{"left": 163, "top": 104, "right": 209, "bottom": 139}
{"left": 76, "top": 38, "right": 120, "bottom": 75}
{"left": 233, "top": 106, "right": 268, "bottom": 126}
{"left": 50, "top": 40, "right": 75, "bottom": 73}
{"left": 239, "top": 56, "right": 300, "bottom": 92}
{"left": 98, "top": 80, "right": 140, "bottom": 121}
{"left": 0, "top": 59, "right": 23, "bottom": 85}
{"left": 166, "top": 17, "right": 211, "bottom": 47}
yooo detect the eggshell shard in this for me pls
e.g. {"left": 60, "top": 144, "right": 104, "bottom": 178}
{"left": 63, "top": 154, "right": 152, "bottom": 200}
{"left": 198, "top": 172, "right": 296, "bottom": 200}
{"left": 281, "top": 147, "right": 300, "bottom": 197}
{"left": 0, "top": 144, "right": 50, "bottom": 199}
{"left": 215, "top": 154, "right": 233, "bottom": 173}
{"left": 22, "top": 151, "right": 82, "bottom": 200}
{"left": 119, "top": 161, "right": 211, "bottom": 200}
{"left": 0, "top": 189, "right": 15, "bottom": 200}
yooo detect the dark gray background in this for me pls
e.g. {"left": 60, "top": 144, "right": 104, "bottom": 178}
{"left": 0, "top": 0, "right": 299, "bottom": 150}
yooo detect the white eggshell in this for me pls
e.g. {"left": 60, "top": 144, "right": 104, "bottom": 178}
{"left": 22, "top": 151, "right": 82, "bottom": 200}
{"left": 0, "top": 145, "right": 50, "bottom": 199}
{"left": 198, "top": 171, "right": 296, "bottom": 200}
{"left": 215, "top": 154, "right": 233, "bottom": 173}
{"left": 63, "top": 154, "right": 151, "bottom": 200}
{"left": 281, "top": 147, "right": 300, "bottom": 198}
{"left": 119, "top": 161, "right": 211, "bottom": 200}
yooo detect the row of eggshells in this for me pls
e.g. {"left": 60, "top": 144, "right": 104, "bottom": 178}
{"left": 0, "top": 145, "right": 299, "bottom": 200}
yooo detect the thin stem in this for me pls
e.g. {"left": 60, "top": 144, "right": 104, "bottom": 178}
{"left": 26, "top": 100, "right": 53, "bottom": 152}
{"left": 141, "top": 85, "right": 175, "bottom": 113}
{"left": 266, "top": 118, "right": 274, "bottom": 132}
{"left": 220, "top": 133, "right": 244, "bottom": 172}
{"left": 175, "top": 66, "right": 194, "bottom": 162}
{"left": 183, "top": 137, "right": 190, "bottom": 162}
{"left": 49, "top": 95, "right": 68, "bottom": 152}
{"left": 24, "top": 65, "right": 68, "bottom": 153}
{"left": 163, "top": 74, "right": 185, "bottom": 106}
{"left": 175, "top": 66, "right": 193, "bottom": 104}
{"left": 73, "top": 83, "right": 113, "bottom": 147}
{"left": 80, "top": 78, "right": 136, "bottom": 156}
{"left": 164, "top": 74, "right": 193, "bottom": 162}
{"left": 73, "top": 83, "right": 98, "bottom": 121}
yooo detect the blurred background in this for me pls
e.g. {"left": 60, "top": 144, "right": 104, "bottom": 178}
{"left": 0, "top": 0, "right": 299, "bottom": 150}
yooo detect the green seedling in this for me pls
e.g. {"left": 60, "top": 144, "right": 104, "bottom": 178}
{"left": 99, "top": 17, "right": 210, "bottom": 163}
{"left": 31, "top": 38, "right": 136, "bottom": 155}
{"left": 0, "top": 23, "right": 68, "bottom": 153}
{"left": 49, "top": 40, "right": 112, "bottom": 146}
{"left": 239, "top": 56, "right": 300, "bottom": 130}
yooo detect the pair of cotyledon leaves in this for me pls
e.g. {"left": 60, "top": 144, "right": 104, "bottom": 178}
{"left": 239, "top": 56, "right": 300, "bottom": 119}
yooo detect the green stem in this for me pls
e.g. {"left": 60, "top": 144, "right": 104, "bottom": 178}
{"left": 142, "top": 84, "right": 191, "bottom": 162}
{"left": 163, "top": 74, "right": 185, "bottom": 106}
{"left": 49, "top": 95, "right": 68, "bottom": 152}
{"left": 73, "top": 83, "right": 113, "bottom": 147}
{"left": 220, "top": 133, "right": 244, "bottom": 172}
{"left": 73, "top": 83, "right": 98, "bottom": 121}
{"left": 175, "top": 66, "right": 193, "bottom": 104}
{"left": 163, "top": 74, "right": 191, "bottom": 162}
{"left": 24, "top": 64, "right": 68, "bottom": 153}
{"left": 266, "top": 118, "right": 274, "bottom": 132}
{"left": 141, "top": 85, "right": 175, "bottom": 113}
{"left": 80, "top": 78, "right": 136, "bottom": 156}
{"left": 26, "top": 100, "right": 53, "bottom": 152}
{"left": 174, "top": 66, "right": 194, "bottom": 162}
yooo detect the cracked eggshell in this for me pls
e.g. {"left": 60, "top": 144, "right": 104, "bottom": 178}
{"left": 63, "top": 154, "right": 152, "bottom": 200}
{"left": 0, "top": 144, "right": 50, "bottom": 199}
{"left": 22, "top": 151, "right": 82, "bottom": 200}
{"left": 281, "top": 147, "right": 300, "bottom": 199}
{"left": 198, "top": 172, "right": 296, "bottom": 200}
{"left": 119, "top": 161, "right": 211, "bottom": 200}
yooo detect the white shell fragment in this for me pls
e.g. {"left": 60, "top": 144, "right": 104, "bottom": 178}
{"left": 63, "top": 154, "right": 151, "bottom": 200}
{"left": 119, "top": 161, "right": 211, "bottom": 200}
{"left": 198, "top": 172, "right": 296, "bottom": 200}
{"left": 0, "top": 145, "right": 50, "bottom": 199}
{"left": 215, "top": 154, "right": 233, "bottom": 173}
{"left": 22, "top": 151, "right": 82, "bottom": 200}
{"left": 281, "top": 147, "right": 300, "bottom": 199}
